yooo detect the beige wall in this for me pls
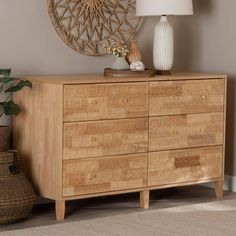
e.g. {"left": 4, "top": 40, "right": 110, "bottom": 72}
{"left": 1, "top": 0, "right": 235, "bottom": 175}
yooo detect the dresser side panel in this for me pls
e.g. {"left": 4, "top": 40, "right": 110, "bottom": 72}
{"left": 13, "top": 82, "right": 63, "bottom": 200}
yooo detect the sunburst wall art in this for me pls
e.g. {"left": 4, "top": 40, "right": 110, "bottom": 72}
{"left": 48, "top": 0, "right": 141, "bottom": 56}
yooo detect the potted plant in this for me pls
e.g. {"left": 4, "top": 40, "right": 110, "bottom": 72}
{"left": 103, "top": 41, "right": 130, "bottom": 70}
{"left": 0, "top": 69, "right": 32, "bottom": 151}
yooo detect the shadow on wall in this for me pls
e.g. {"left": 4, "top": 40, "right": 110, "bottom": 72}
{"left": 173, "top": 0, "right": 214, "bottom": 71}
{"left": 136, "top": 17, "right": 157, "bottom": 69}
{"left": 225, "top": 77, "right": 235, "bottom": 175}
{"left": 173, "top": 17, "right": 195, "bottom": 71}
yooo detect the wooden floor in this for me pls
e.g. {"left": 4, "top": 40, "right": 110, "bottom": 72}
{"left": 1, "top": 185, "right": 236, "bottom": 233}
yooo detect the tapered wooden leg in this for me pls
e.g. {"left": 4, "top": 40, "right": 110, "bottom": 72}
{"left": 140, "top": 190, "right": 149, "bottom": 209}
{"left": 55, "top": 200, "right": 65, "bottom": 221}
{"left": 215, "top": 180, "right": 224, "bottom": 198}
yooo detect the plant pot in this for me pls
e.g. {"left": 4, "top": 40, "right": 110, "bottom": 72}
{"left": 0, "top": 126, "right": 9, "bottom": 152}
{"left": 111, "top": 57, "right": 130, "bottom": 70}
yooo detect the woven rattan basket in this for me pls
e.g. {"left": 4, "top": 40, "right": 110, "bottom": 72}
{"left": 0, "top": 151, "right": 36, "bottom": 224}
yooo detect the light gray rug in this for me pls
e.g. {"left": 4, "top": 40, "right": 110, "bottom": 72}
{"left": 1, "top": 199, "right": 236, "bottom": 236}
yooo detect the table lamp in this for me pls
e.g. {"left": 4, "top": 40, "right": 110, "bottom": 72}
{"left": 136, "top": 0, "right": 193, "bottom": 75}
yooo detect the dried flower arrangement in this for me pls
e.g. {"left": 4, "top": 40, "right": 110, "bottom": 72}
{"left": 103, "top": 41, "right": 129, "bottom": 58}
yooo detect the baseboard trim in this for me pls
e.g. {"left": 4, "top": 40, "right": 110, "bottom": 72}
{"left": 201, "top": 175, "right": 236, "bottom": 192}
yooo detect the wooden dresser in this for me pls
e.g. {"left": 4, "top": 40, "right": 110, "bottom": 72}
{"left": 13, "top": 73, "right": 227, "bottom": 221}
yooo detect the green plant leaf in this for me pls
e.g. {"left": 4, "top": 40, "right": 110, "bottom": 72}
{"left": 0, "top": 77, "right": 14, "bottom": 85}
{"left": 5, "top": 80, "right": 32, "bottom": 93}
{"left": 1, "top": 101, "right": 21, "bottom": 116}
{"left": 0, "top": 69, "right": 11, "bottom": 76}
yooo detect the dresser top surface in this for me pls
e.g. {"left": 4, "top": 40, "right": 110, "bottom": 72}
{"left": 23, "top": 73, "right": 227, "bottom": 85}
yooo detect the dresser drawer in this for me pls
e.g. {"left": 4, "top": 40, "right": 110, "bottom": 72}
{"left": 64, "top": 82, "right": 149, "bottom": 122}
{"left": 148, "top": 146, "right": 223, "bottom": 186}
{"left": 149, "top": 113, "right": 224, "bottom": 151}
{"left": 63, "top": 118, "right": 148, "bottom": 159}
{"left": 150, "top": 79, "right": 225, "bottom": 116}
{"left": 63, "top": 153, "right": 148, "bottom": 197}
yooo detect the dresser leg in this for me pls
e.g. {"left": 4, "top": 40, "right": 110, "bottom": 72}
{"left": 140, "top": 190, "right": 150, "bottom": 209}
{"left": 215, "top": 180, "right": 224, "bottom": 198}
{"left": 55, "top": 200, "right": 65, "bottom": 221}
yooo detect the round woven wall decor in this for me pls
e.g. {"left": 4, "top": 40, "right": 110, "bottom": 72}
{"left": 48, "top": 0, "right": 141, "bottom": 56}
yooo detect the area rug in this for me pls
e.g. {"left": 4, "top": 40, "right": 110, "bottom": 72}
{"left": 2, "top": 199, "right": 236, "bottom": 236}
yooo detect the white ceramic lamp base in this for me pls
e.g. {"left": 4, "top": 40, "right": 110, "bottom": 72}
{"left": 153, "top": 16, "right": 174, "bottom": 75}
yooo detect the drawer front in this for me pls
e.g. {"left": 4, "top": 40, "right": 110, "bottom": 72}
{"left": 150, "top": 79, "right": 225, "bottom": 116}
{"left": 149, "top": 113, "right": 224, "bottom": 151}
{"left": 64, "top": 83, "right": 149, "bottom": 122}
{"left": 63, "top": 118, "right": 148, "bottom": 159}
{"left": 148, "top": 146, "right": 223, "bottom": 186}
{"left": 63, "top": 153, "right": 148, "bottom": 196}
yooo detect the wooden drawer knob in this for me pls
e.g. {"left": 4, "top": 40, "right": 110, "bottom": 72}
{"left": 92, "top": 100, "right": 98, "bottom": 105}
{"left": 89, "top": 174, "right": 97, "bottom": 180}
{"left": 201, "top": 95, "right": 206, "bottom": 99}
{"left": 173, "top": 129, "right": 179, "bottom": 135}
{"left": 200, "top": 128, "right": 206, "bottom": 133}
{"left": 92, "top": 137, "right": 98, "bottom": 142}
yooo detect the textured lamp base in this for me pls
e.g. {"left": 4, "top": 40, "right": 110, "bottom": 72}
{"left": 156, "top": 70, "right": 172, "bottom": 75}
{"left": 154, "top": 16, "right": 174, "bottom": 72}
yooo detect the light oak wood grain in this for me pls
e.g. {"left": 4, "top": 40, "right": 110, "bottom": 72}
{"left": 13, "top": 82, "right": 63, "bottom": 199}
{"left": 215, "top": 180, "right": 224, "bottom": 198}
{"left": 13, "top": 74, "right": 227, "bottom": 221}
{"left": 150, "top": 79, "right": 224, "bottom": 116}
{"left": 22, "top": 73, "right": 226, "bottom": 85}
{"left": 63, "top": 178, "right": 223, "bottom": 201}
{"left": 140, "top": 190, "right": 149, "bottom": 209}
{"left": 63, "top": 118, "right": 149, "bottom": 159}
{"left": 149, "top": 113, "right": 224, "bottom": 151}
{"left": 148, "top": 146, "right": 223, "bottom": 187}
{"left": 63, "top": 153, "right": 148, "bottom": 197}
{"left": 64, "top": 83, "right": 149, "bottom": 122}
{"left": 55, "top": 200, "right": 65, "bottom": 221}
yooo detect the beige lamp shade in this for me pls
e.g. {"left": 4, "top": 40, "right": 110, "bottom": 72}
{"left": 136, "top": 0, "right": 193, "bottom": 16}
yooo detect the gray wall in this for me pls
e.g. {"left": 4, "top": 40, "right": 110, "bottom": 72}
{"left": 0, "top": 0, "right": 156, "bottom": 75}
{"left": 1, "top": 0, "right": 235, "bottom": 176}
{"left": 0, "top": 0, "right": 156, "bottom": 125}
{"left": 173, "top": 0, "right": 236, "bottom": 176}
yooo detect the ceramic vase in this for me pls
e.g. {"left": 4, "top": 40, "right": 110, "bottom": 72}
{"left": 127, "top": 39, "right": 142, "bottom": 64}
{"left": 111, "top": 57, "right": 130, "bottom": 70}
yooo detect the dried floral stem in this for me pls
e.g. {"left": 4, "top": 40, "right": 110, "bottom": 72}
{"left": 103, "top": 41, "right": 129, "bottom": 58}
